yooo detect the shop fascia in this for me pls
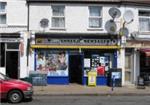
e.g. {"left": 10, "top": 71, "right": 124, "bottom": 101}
{"left": 36, "top": 38, "right": 119, "bottom": 46}
{"left": 0, "top": 38, "right": 21, "bottom": 43}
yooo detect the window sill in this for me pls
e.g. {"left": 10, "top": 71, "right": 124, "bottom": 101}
{"left": 50, "top": 27, "right": 66, "bottom": 31}
{"left": 139, "top": 31, "right": 150, "bottom": 35}
{"left": 0, "top": 24, "right": 8, "bottom": 27}
{"left": 87, "top": 28, "right": 103, "bottom": 31}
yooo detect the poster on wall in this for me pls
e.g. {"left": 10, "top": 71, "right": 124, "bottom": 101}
{"left": 100, "top": 57, "right": 105, "bottom": 64}
{"left": 36, "top": 50, "right": 68, "bottom": 76}
{"left": 84, "top": 58, "right": 91, "bottom": 68}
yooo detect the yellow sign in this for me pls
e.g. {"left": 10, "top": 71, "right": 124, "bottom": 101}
{"left": 88, "top": 71, "right": 97, "bottom": 86}
{"left": 31, "top": 45, "right": 121, "bottom": 49}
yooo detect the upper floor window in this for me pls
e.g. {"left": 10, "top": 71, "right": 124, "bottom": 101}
{"left": 89, "top": 6, "right": 102, "bottom": 28}
{"left": 51, "top": 5, "right": 65, "bottom": 29}
{"left": 0, "top": 2, "right": 6, "bottom": 24}
{"left": 139, "top": 10, "right": 150, "bottom": 32}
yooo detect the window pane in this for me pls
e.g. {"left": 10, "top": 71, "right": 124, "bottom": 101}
{"left": 89, "top": 18, "right": 102, "bottom": 28}
{"left": 7, "top": 43, "right": 19, "bottom": 49}
{"left": 139, "top": 11, "right": 150, "bottom": 17}
{"left": 145, "top": 57, "right": 150, "bottom": 66}
{"left": 89, "top": 6, "right": 101, "bottom": 16}
{"left": 0, "top": 15, "right": 6, "bottom": 24}
{"left": 125, "top": 55, "right": 131, "bottom": 69}
{"left": 0, "top": 2, "right": 6, "bottom": 12}
{"left": 52, "top": 18, "right": 65, "bottom": 28}
{"left": 52, "top": 6, "right": 64, "bottom": 16}
{"left": 139, "top": 18, "right": 150, "bottom": 31}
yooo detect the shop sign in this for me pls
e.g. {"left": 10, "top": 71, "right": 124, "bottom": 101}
{"left": 126, "top": 41, "right": 150, "bottom": 48}
{"left": 0, "top": 38, "right": 20, "bottom": 42}
{"left": 36, "top": 38, "right": 118, "bottom": 46}
{"left": 88, "top": 71, "right": 97, "bottom": 86}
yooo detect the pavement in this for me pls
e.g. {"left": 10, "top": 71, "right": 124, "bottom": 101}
{"left": 33, "top": 84, "right": 150, "bottom": 96}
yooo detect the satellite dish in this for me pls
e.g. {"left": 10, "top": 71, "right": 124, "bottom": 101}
{"left": 119, "top": 27, "right": 129, "bottom": 37}
{"left": 40, "top": 18, "right": 49, "bottom": 28}
{"left": 123, "top": 10, "right": 134, "bottom": 23}
{"left": 105, "top": 20, "right": 117, "bottom": 34}
{"left": 109, "top": 8, "right": 121, "bottom": 19}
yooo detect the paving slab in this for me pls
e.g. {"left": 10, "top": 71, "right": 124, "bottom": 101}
{"left": 33, "top": 84, "right": 150, "bottom": 96}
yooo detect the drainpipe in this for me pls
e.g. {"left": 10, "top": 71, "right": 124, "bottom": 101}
{"left": 27, "top": 1, "right": 29, "bottom": 32}
{"left": 26, "top": 1, "right": 30, "bottom": 77}
{"left": 27, "top": 1, "right": 30, "bottom": 67}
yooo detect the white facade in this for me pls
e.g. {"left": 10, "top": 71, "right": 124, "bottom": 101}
{"left": 0, "top": 0, "right": 27, "bottom": 33}
{"left": 0, "top": 0, "right": 28, "bottom": 78}
{"left": 28, "top": 2, "right": 150, "bottom": 85}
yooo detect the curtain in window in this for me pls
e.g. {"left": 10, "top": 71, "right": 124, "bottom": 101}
{"left": 0, "top": 2, "right": 6, "bottom": 12}
{"left": 89, "top": 7, "right": 101, "bottom": 16}
{"left": 52, "top": 6, "right": 65, "bottom": 28}
{"left": 139, "top": 18, "right": 150, "bottom": 31}
{"left": 89, "top": 18, "right": 101, "bottom": 28}
{"left": 89, "top": 6, "right": 102, "bottom": 28}
{"left": 52, "top": 18, "right": 65, "bottom": 27}
{"left": 52, "top": 6, "right": 64, "bottom": 16}
{"left": 0, "top": 15, "right": 6, "bottom": 24}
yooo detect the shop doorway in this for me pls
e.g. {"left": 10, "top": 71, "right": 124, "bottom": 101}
{"left": 6, "top": 51, "right": 19, "bottom": 79}
{"left": 140, "top": 50, "right": 150, "bottom": 85}
{"left": 125, "top": 54, "right": 132, "bottom": 84}
{"left": 69, "top": 55, "right": 83, "bottom": 84}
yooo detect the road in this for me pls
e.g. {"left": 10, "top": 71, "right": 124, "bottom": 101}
{"left": 1, "top": 95, "right": 150, "bottom": 105}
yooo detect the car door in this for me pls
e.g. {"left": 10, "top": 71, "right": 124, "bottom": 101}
{"left": 0, "top": 79, "right": 5, "bottom": 98}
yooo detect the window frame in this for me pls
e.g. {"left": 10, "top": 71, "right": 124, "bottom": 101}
{"left": 51, "top": 5, "right": 65, "bottom": 30}
{"left": 139, "top": 10, "right": 150, "bottom": 33}
{"left": 88, "top": 6, "right": 103, "bottom": 30}
{"left": 0, "top": 2, "right": 6, "bottom": 25}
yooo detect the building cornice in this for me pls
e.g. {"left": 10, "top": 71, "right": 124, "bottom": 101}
{"left": 26, "top": 0, "right": 150, "bottom": 6}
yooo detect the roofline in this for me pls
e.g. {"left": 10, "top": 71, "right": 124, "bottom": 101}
{"left": 26, "top": 0, "right": 150, "bottom": 7}
{"left": 26, "top": 0, "right": 122, "bottom": 4}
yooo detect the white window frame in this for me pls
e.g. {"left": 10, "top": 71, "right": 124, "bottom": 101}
{"left": 0, "top": 2, "right": 6, "bottom": 25}
{"left": 139, "top": 10, "right": 150, "bottom": 33}
{"left": 88, "top": 6, "right": 103, "bottom": 30}
{"left": 51, "top": 5, "right": 65, "bottom": 30}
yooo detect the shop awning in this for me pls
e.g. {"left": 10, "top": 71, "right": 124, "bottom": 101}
{"left": 140, "top": 49, "right": 150, "bottom": 56}
{"left": 31, "top": 45, "right": 121, "bottom": 49}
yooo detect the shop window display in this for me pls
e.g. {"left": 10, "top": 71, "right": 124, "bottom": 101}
{"left": 36, "top": 50, "right": 68, "bottom": 76}
{"left": 84, "top": 53, "right": 111, "bottom": 77}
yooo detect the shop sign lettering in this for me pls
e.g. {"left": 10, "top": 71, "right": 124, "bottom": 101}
{"left": 36, "top": 38, "right": 118, "bottom": 46}
{"left": 0, "top": 38, "right": 20, "bottom": 42}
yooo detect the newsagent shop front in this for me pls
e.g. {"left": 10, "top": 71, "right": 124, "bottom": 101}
{"left": 31, "top": 34, "right": 121, "bottom": 85}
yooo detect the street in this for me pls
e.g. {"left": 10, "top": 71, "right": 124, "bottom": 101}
{"left": 1, "top": 95, "right": 150, "bottom": 105}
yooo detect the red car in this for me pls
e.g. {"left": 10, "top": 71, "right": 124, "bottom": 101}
{"left": 0, "top": 72, "right": 33, "bottom": 103}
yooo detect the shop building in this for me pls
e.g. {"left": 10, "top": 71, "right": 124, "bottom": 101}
{"left": 24, "top": 0, "right": 150, "bottom": 86}
{"left": 30, "top": 33, "right": 120, "bottom": 85}
{"left": 27, "top": 0, "right": 128, "bottom": 86}
{"left": 124, "top": 4, "right": 150, "bottom": 86}
{"left": 0, "top": 0, "right": 28, "bottom": 79}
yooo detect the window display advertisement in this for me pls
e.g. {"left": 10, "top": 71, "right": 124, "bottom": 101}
{"left": 84, "top": 55, "right": 110, "bottom": 77}
{"left": 36, "top": 50, "right": 68, "bottom": 76}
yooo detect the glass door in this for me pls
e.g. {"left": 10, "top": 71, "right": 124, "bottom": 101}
{"left": 125, "top": 54, "right": 132, "bottom": 84}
